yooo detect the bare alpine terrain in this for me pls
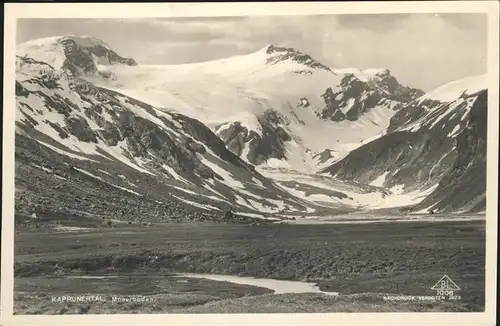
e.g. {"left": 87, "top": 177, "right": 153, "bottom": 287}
{"left": 13, "top": 16, "right": 488, "bottom": 314}
{"left": 15, "top": 220, "right": 485, "bottom": 313}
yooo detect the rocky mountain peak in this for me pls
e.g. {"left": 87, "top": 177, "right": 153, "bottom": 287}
{"left": 263, "top": 44, "right": 333, "bottom": 72}
{"left": 17, "top": 36, "right": 137, "bottom": 79}
{"left": 58, "top": 36, "right": 136, "bottom": 78}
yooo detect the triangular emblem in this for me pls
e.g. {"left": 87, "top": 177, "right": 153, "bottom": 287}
{"left": 431, "top": 275, "right": 460, "bottom": 291}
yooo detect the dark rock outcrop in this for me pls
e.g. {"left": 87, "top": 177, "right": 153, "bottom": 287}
{"left": 58, "top": 37, "right": 136, "bottom": 78}
{"left": 216, "top": 109, "right": 292, "bottom": 165}
{"left": 318, "top": 72, "right": 424, "bottom": 122}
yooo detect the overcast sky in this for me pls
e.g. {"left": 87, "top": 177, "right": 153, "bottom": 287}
{"left": 17, "top": 14, "right": 486, "bottom": 91}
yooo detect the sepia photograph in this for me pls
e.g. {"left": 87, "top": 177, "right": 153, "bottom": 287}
{"left": 2, "top": 2, "right": 499, "bottom": 325}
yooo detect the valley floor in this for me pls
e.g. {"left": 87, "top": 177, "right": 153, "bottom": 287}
{"left": 14, "top": 218, "right": 485, "bottom": 314}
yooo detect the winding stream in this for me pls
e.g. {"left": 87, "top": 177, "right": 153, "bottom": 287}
{"left": 174, "top": 273, "right": 339, "bottom": 295}
{"left": 65, "top": 273, "right": 339, "bottom": 296}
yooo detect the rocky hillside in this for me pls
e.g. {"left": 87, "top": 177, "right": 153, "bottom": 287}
{"left": 322, "top": 75, "right": 487, "bottom": 213}
{"left": 412, "top": 89, "right": 487, "bottom": 213}
{"left": 15, "top": 54, "right": 326, "bottom": 225}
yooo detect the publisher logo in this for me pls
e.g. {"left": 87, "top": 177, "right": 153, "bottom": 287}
{"left": 383, "top": 275, "right": 462, "bottom": 302}
{"left": 431, "top": 275, "right": 461, "bottom": 299}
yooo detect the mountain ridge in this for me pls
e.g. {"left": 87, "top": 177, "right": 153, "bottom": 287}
{"left": 14, "top": 35, "right": 487, "bottom": 220}
{"left": 321, "top": 74, "right": 488, "bottom": 213}
{"left": 16, "top": 52, "right": 406, "bottom": 225}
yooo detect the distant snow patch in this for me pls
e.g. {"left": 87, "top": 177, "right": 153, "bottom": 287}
{"left": 36, "top": 140, "right": 99, "bottom": 162}
{"left": 247, "top": 199, "right": 279, "bottom": 213}
{"left": 162, "top": 164, "right": 192, "bottom": 184}
{"left": 447, "top": 124, "right": 461, "bottom": 137}
{"left": 171, "top": 194, "right": 221, "bottom": 211}
{"left": 96, "top": 141, "right": 155, "bottom": 176}
{"left": 174, "top": 186, "right": 231, "bottom": 204}
{"left": 340, "top": 98, "right": 356, "bottom": 114}
{"left": 74, "top": 167, "right": 142, "bottom": 196}
{"left": 236, "top": 212, "right": 280, "bottom": 221}
{"left": 370, "top": 171, "right": 389, "bottom": 187}
{"left": 198, "top": 152, "right": 245, "bottom": 189}
{"left": 264, "top": 158, "right": 291, "bottom": 169}
{"left": 32, "top": 163, "right": 53, "bottom": 173}
{"left": 113, "top": 184, "right": 141, "bottom": 195}
{"left": 54, "top": 225, "right": 92, "bottom": 232}
{"left": 375, "top": 184, "right": 439, "bottom": 209}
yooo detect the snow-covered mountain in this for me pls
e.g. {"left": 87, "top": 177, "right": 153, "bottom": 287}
{"left": 14, "top": 35, "right": 486, "bottom": 220}
{"left": 14, "top": 44, "right": 400, "bottom": 224}
{"left": 322, "top": 75, "right": 488, "bottom": 213}
{"left": 18, "top": 36, "right": 423, "bottom": 173}
{"left": 15, "top": 55, "right": 313, "bottom": 223}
